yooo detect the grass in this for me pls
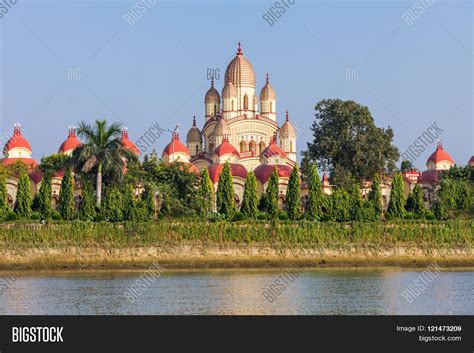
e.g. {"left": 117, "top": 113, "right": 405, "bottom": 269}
{"left": 0, "top": 219, "right": 472, "bottom": 252}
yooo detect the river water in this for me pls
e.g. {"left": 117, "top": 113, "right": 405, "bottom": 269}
{"left": 0, "top": 268, "right": 472, "bottom": 315}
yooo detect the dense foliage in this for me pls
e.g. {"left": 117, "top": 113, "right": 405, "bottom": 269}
{"left": 215, "top": 162, "right": 236, "bottom": 218}
{"left": 58, "top": 168, "right": 75, "bottom": 220}
{"left": 304, "top": 165, "right": 323, "bottom": 221}
{"left": 241, "top": 171, "right": 258, "bottom": 218}
{"left": 303, "top": 99, "right": 399, "bottom": 188}
{"left": 37, "top": 173, "right": 53, "bottom": 221}
{"left": 263, "top": 168, "right": 280, "bottom": 219}
{"left": 14, "top": 172, "right": 32, "bottom": 219}
{"left": 387, "top": 173, "right": 405, "bottom": 219}
{"left": 285, "top": 166, "right": 301, "bottom": 220}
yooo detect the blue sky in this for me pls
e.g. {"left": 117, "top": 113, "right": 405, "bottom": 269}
{"left": 0, "top": 0, "right": 472, "bottom": 169}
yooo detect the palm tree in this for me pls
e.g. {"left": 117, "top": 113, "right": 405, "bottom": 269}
{"left": 71, "top": 119, "right": 138, "bottom": 206}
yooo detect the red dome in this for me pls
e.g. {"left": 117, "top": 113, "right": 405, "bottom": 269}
{"left": 4, "top": 125, "right": 32, "bottom": 154}
{"left": 427, "top": 142, "right": 454, "bottom": 165}
{"left": 121, "top": 129, "right": 140, "bottom": 155}
{"left": 59, "top": 128, "right": 82, "bottom": 154}
{"left": 254, "top": 164, "right": 292, "bottom": 184}
{"left": 29, "top": 171, "right": 43, "bottom": 184}
{"left": 163, "top": 132, "right": 190, "bottom": 156}
{"left": 208, "top": 163, "right": 248, "bottom": 183}
{"left": 213, "top": 137, "right": 239, "bottom": 157}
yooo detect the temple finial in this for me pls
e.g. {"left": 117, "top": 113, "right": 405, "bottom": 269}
{"left": 286, "top": 110, "right": 289, "bottom": 122}
{"left": 237, "top": 41, "right": 242, "bottom": 55}
{"left": 266, "top": 73, "right": 269, "bottom": 84}
{"left": 193, "top": 115, "right": 196, "bottom": 127}
{"left": 211, "top": 76, "right": 214, "bottom": 87}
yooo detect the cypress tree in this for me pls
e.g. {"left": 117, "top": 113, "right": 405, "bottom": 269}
{"left": 348, "top": 183, "right": 364, "bottom": 221}
{"left": 0, "top": 169, "right": 10, "bottom": 221}
{"left": 264, "top": 168, "right": 280, "bottom": 219}
{"left": 103, "top": 186, "right": 124, "bottom": 222}
{"left": 216, "top": 162, "right": 236, "bottom": 218}
{"left": 285, "top": 165, "right": 301, "bottom": 220}
{"left": 305, "top": 165, "right": 323, "bottom": 220}
{"left": 122, "top": 184, "right": 138, "bottom": 221}
{"left": 199, "top": 168, "right": 214, "bottom": 215}
{"left": 58, "top": 168, "right": 76, "bottom": 220}
{"left": 368, "top": 173, "right": 383, "bottom": 220}
{"left": 331, "top": 188, "right": 350, "bottom": 222}
{"left": 79, "top": 179, "right": 96, "bottom": 221}
{"left": 406, "top": 183, "right": 425, "bottom": 216}
{"left": 241, "top": 171, "right": 258, "bottom": 218}
{"left": 387, "top": 172, "right": 405, "bottom": 219}
{"left": 37, "top": 173, "right": 52, "bottom": 221}
{"left": 14, "top": 172, "right": 32, "bottom": 219}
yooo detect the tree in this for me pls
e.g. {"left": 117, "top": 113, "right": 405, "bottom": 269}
{"left": 400, "top": 160, "right": 414, "bottom": 172}
{"left": 123, "top": 184, "right": 138, "bottom": 221}
{"left": 240, "top": 171, "right": 258, "bottom": 218}
{"left": 264, "top": 168, "right": 280, "bottom": 218}
{"left": 103, "top": 186, "right": 123, "bottom": 222}
{"left": 348, "top": 183, "right": 365, "bottom": 221}
{"left": 215, "top": 162, "right": 236, "bottom": 218}
{"left": 58, "top": 168, "right": 76, "bottom": 220}
{"left": 330, "top": 188, "right": 350, "bottom": 222}
{"left": 368, "top": 174, "right": 383, "bottom": 220}
{"left": 0, "top": 167, "right": 10, "bottom": 221}
{"left": 72, "top": 119, "right": 138, "bottom": 206}
{"left": 285, "top": 165, "right": 301, "bottom": 220}
{"left": 302, "top": 99, "right": 399, "bottom": 186}
{"left": 14, "top": 172, "right": 32, "bottom": 218}
{"left": 79, "top": 179, "right": 96, "bottom": 221}
{"left": 140, "top": 184, "right": 156, "bottom": 221}
{"left": 387, "top": 173, "right": 405, "bottom": 219}
{"left": 305, "top": 165, "right": 324, "bottom": 221}
{"left": 39, "top": 154, "right": 70, "bottom": 174}
{"left": 37, "top": 173, "right": 53, "bottom": 220}
{"left": 199, "top": 168, "right": 214, "bottom": 215}
{"left": 406, "top": 183, "right": 425, "bottom": 216}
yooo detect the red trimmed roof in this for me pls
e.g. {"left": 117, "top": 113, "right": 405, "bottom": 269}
{"left": 121, "top": 129, "right": 140, "bottom": 155}
{"left": 208, "top": 163, "right": 248, "bottom": 183}
{"left": 29, "top": 171, "right": 43, "bottom": 184}
{"left": 163, "top": 132, "right": 190, "bottom": 156}
{"left": 59, "top": 128, "right": 82, "bottom": 153}
{"left": 322, "top": 173, "right": 329, "bottom": 182}
{"left": 4, "top": 125, "right": 32, "bottom": 153}
{"left": 1, "top": 157, "right": 38, "bottom": 169}
{"left": 421, "top": 170, "right": 440, "bottom": 185}
{"left": 254, "top": 164, "right": 292, "bottom": 184}
{"left": 213, "top": 137, "right": 239, "bottom": 157}
{"left": 469, "top": 156, "right": 474, "bottom": 165}
{"left": 261, "top": 137, "right": 287, "bottom": 159}
{"left": 427, "top": 142, "right": 454, "bottom": 165}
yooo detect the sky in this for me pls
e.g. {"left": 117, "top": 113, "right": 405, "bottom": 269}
{"left": 0, "top": 0, "right": 472, "bottom": 170}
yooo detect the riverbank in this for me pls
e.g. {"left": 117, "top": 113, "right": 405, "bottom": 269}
{"left": 0, "top": 220, "right": 472, "bottom": 269}
{"left": 1, "top": 244, "right": 473, "bottom": 270}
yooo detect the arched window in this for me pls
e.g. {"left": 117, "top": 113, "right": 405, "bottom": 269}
{"left": 249, "top": 140, "right": 256, "bottom": 154}
{"left": 213, "top": 104, "right": 217, "bottom": 115}
{"left": 269, "top": 101, "right": 273, "bottom": 113}
{"left": 243, "top": 95, "right": 248, "bottom": 110}
{"left": 209, "top": 143, "right": 214, "bottom": 154}
{"left": 240, "top": 140, "right": 247, "bottom": 153}
{"left": 195, "top": 145, "right": 198, "bottom": 155}
{"left": 289, "top": 141, "right": 293, "bottom": 153}
{"left": 231, "top": 100, "right": 234, "bottom": 111}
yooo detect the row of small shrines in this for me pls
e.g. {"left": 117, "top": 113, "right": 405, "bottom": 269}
{"left": 1, "top": 123, "right": 472, "bottom": 211}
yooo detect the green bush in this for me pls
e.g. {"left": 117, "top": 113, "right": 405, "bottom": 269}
{"left": 233, "top": 211, "right": 244, "bottom": 221}
{"left": 6, "top": 211, "right": 18, "bottom": 221}
{"left": 257, "top": 212, "right": 268, "bottom": 220}
{"left": 278, "top": 211, "right": 289, "bottom": 221}
{"left": 425, "top": 211, "right": 436, "bottom": 220}
{"left": 51, "top": 211, "right": 62, "bottom": 221}
{"left": 404, "top": 212, "right": 414, "bottom": 220}
{"left": 30, "top": 212, "right": 41, "bottom": 220}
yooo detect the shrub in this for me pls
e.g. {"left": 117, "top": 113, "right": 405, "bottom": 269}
{"left": 425, "top": 211, "right": 436, "bottom": 220}
{"left": 6, "top": 211, "right": 18, "bottom": 221}
{"left": 233, "top": 211, "right": 244, "bottom": 221}
{"left": 51, "top": 211, "right": 62, "bottom": 221}
{"left": 257, "top": 212, "right": 268, "bottom": 220}
{"left": 30, "top": 212, "right": 40, "bottom": 220}
{"left": 278, "top": 211, "right": 289, "bottom": 221}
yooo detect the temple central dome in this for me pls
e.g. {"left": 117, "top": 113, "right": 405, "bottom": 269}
{"left": 224, "top": 43, "right": 256, "bottom": 88}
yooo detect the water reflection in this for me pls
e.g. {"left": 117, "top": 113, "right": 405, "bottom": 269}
{"left": 0, "top": 268, "right": 472, "bottom": 315}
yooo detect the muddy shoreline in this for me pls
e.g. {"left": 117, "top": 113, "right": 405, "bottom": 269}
{"left": 1, "top": 244, "right": 472, "bottom": 270}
